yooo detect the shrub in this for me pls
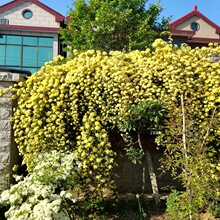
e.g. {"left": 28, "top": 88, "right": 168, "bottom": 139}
{"left": 0, "top": 151, "right": 80, "bottom": 220}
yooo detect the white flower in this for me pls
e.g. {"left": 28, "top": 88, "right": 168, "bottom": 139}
{"left": 2, "top": 150, "right": 80, "bottom": 220}
{"left": 1, "top": 189, "right": 10, "bottom": 201}
{"left": 41, "top": 188, "right": 50, "bottom": 198}
{"left": 15, "top": 175, "right": 23, "bottom": 182}
{"left": 9, "top": 192, "right": 22, "bottom": 204}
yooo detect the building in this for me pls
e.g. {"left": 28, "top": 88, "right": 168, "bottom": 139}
{"left": 0, "top": 0, "right": 65, "bottom": 73}
{"left": 0, "top": 2, "right": 219, "bottom": 74}
{"left": 168, "top": 5, "right": 220, "bottom": 48}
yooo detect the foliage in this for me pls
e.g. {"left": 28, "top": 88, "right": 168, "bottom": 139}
{"left": 117, "top": 100, "right": 167, "bottom": 133}
{"left": 207, "top": 200, "right": 220, "bottom": 218}
{"left": 0, "top": 151, "right": 80, "bottom": 220}
{"left": 116, "top": 100, "right": 167, "bottom": 164}
{"left": 60, "top": 0, "right": 170, "bottom": 53}
{"left": 166, "top": 189, "right": 179, "bottom": 215}
{"left": 8, "top": 39, "right": 220, "bottom": 217}
{"left": 162, "top": 96, "right": 220, "bottom": 219}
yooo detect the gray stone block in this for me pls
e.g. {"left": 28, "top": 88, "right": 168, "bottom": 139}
{"left": 0, "top": 153, "right": 10, "bottom": 163}
{"left": 0, "top": 131, "right": 11, "bottom": 142}
{"left": 0, "top": 73, "right": 13, "bottom": 82}
{"left": 0, "top": 121, "right": 11, "bottom": 131}
{"left": 0, "top": 142, "right": 11, "bottom": 152}
{"left": 0, "top": 98, "right": 12, "bottom": 108}
{"left": 0, "top": 109, "right": 11, "bottom": 120}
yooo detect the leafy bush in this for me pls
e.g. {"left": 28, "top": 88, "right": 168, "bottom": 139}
{"left": 162, "top": 96, "right": 220, "bottom": 219}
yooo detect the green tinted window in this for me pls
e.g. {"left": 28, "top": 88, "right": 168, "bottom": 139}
{"left": 6, "top": 45, "right": 21, "bottom": 66}
{"left": 0, "top": 45, "right": 5, "bottom": 65}
{"left": 23, "top": 46, "right": 37, "bottom": 66}
{"left": 38, "top": 47, "right": 53, "bottom": 66}
{"left": 23, "top": 36, "right": 38, "bottom": 46}
{"left": 7, "top": 35, "right": 22, "bottom": 45}
{"left": 1, "top": 35, "right": 53, "bottom": 73}
{"left": 39, "top": 37, "right": 53, "bottom": 46}
{"left": 0, "top": 35, "right": 6, "bottom": 44}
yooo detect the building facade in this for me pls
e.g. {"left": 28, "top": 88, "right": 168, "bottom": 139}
{"left": 0, "top": 0, "right": 65, "bottom": 73}
{"left": 168, "top": 5, "right": 220, "bottom": 48}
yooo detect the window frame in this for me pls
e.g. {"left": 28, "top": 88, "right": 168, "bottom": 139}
{"left": 0, "top": 34, "right": 53, "bottom": 73}
{"left": 22, "top": 9, "right": 33, "bottom": 19}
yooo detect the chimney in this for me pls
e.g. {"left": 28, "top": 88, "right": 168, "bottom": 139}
{"left": 194, "top": 5, "right": 198, "bottom": 10}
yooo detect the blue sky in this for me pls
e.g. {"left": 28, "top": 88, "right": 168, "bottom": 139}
{"left": 1, "top": 0, "right": 220, "bottom": 25}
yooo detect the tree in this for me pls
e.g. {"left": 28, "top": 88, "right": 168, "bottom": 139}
{"left": 60, "top": 0, "right": 170, "bottom": 53}
{"left": 116, "top": 101, "right": 167, "bottom": 206}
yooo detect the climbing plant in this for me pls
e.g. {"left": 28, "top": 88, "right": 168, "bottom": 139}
{"left": 0, "top": 39, "right": 219, "bottom": 217}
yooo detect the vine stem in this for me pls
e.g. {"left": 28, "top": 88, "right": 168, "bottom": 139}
{"left": 201, "top": 106, "right": 217, "bottom": 153}
{"left": 181, "top": 94, "right": 192, "bottom": 220}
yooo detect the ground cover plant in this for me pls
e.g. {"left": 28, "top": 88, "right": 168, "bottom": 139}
{"left": 0, "top": 39, "right": 219, "bottom": 219}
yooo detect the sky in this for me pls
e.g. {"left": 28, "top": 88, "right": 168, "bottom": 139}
{"left": 1, "top": 0, "right": 220, "bottom": 25}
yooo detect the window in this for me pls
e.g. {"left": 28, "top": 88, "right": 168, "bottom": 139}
{"left": 22, "top": 9, "right": 33, "bottom": 19}
{"left": 191, "top": 22, "right": 199, "bottom": 31}
{"left": 0, "top": 19, "right": 9, "bottom": 25}
{"left": 0, "top": 35, "right": 53, "bottom": 73}
{"left": 23, "top": 36, "right": 38, "bottom": 45}
{"left": 23, "top": 46, "right": 37, "bottom": 67}
{"left": 7, "top": 35, "right": 22, "bottom": 44}
{"left": 39, "top": 37, "right": 53, "bottom": 46}
{"left": 38, "top": 47, "right": 53, "bottom": 66}
{"left": 0, "top": 45, "right": 5, "bottom": 65}
{"left": 0, "top": 35, "right": 6, "bottom": 44}
{"left": 6, "top": 46, "right": 21, "bottom": 65}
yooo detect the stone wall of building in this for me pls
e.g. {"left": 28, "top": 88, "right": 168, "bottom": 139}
{"left": 0, "top": 70, "right": 28, "bottom": 190}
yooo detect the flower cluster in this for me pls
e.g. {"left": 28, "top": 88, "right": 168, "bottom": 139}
{"left": 1, "top": 151, "right": 80, "bottom": 220}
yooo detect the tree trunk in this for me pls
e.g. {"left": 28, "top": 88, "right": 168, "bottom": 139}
{"left": 138, "top": 132, "right": 160, "bottom": 206}
{"left": 145, "top": 150, "right": 160, "bottom": 206}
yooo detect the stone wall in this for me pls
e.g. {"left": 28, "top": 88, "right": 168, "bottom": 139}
{"left": 0, "top": 70, "right": 29, "bottom": 190}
